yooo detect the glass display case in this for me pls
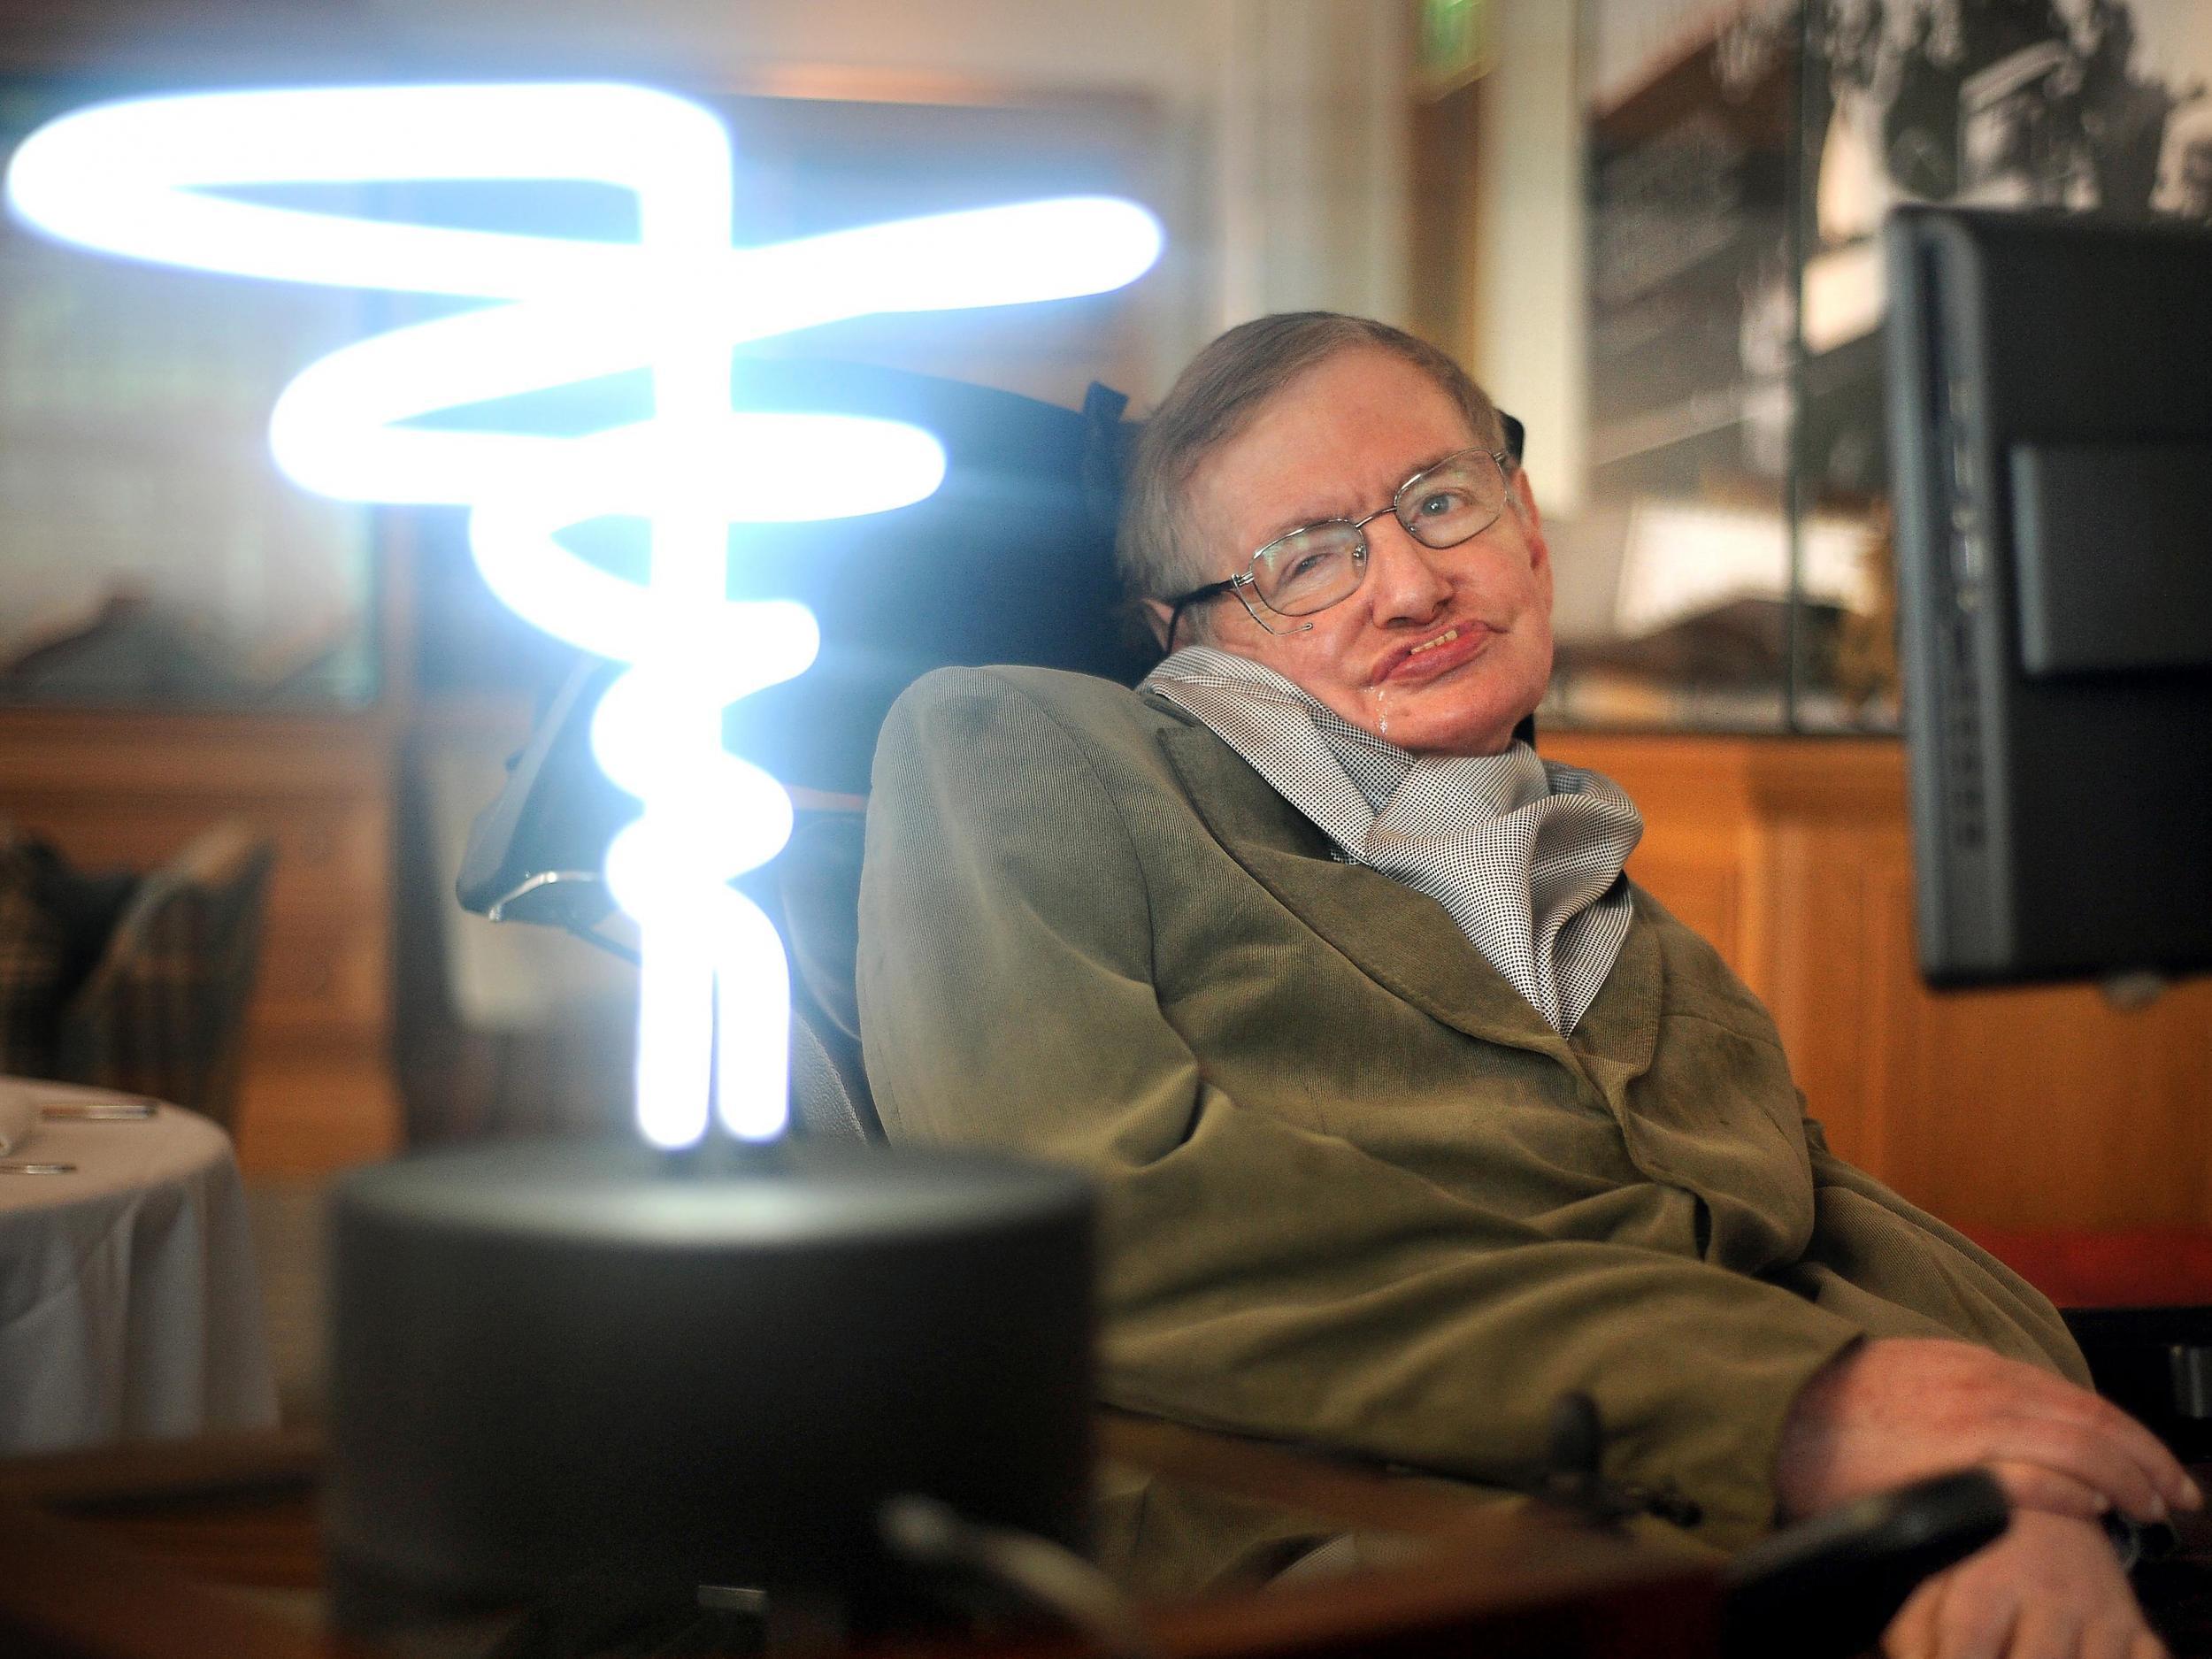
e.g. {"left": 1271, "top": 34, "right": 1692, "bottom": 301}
{"left": 1558, "top": 0, "right": 2212, "bottom": 733}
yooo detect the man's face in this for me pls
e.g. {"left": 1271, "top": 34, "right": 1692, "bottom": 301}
{"left": 1167, "top": 347, "right": 1555, "bottom": 757}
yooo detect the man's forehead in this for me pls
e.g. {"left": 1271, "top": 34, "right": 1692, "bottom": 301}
{"left": 1244, "top": 346, "right": 1466, "bottom": 433}
{"left": 1188, "top": 363, "right": 1480, "bottom": 553}
{"left": 1256, "top": 443, "right": 1473, "bottom": 535}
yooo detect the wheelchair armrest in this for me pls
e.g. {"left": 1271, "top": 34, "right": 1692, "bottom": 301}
{"left": 1719, "top": 1470, "right": 2009, "bottom": 1659}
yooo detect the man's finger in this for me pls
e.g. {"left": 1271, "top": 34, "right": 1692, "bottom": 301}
{"left": 2007, "top": 1383, "right": 2200, "bottom": 1513}
{"left": 2004, "top": 1609, "right": 2083, "bottom": 1659}
{"left": 1939, "top": 1586, "right": 2019, "bottom": 1659}
{"left": 1982, "top": 1417, "right": 2172, "bottom": 1524}
{"left": 2088, "top": 1620, "right": 2169, "bottom": 1659}
{"left": 1884, "top": 1576, "right": 1946, "bottom": 1659}
{"left": 1986, "top": 1460, "right": 2108, "bottom": 1522}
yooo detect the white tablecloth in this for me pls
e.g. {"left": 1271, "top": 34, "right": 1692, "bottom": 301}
{"left": 0, "top": 1078, "right": 278, "bottom": 1455}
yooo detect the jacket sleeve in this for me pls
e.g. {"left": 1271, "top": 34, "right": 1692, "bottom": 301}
{"left": 1786, "top": 1116, "right": 2091, "bottom": 1386}
{"left": 858, "top": 670, "right": 1869, "bottom": 1551}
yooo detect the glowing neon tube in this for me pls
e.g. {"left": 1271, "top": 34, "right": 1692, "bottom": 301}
{"left": 5, "top": 82, "right": 1163, "bottom": 1147}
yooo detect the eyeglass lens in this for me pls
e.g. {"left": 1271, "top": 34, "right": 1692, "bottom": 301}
{"left": 1246, "top": 449, "right": 1508, "bottom": 617}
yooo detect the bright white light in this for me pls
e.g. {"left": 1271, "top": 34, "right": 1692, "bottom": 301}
{"left": 5, "top": 83, "right": 1163, "bottom": 1148}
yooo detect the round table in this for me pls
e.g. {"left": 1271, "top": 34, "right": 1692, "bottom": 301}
{"left": 0, "top": 1078, "right": 278, "bottom": 1456}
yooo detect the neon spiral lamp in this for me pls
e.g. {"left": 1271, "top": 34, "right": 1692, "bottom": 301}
{"left": 8, "top": 82, "right": 1158, "bottom": 1632}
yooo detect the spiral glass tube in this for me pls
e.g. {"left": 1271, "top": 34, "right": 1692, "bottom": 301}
{"left": 6, "top": 82, "right": 1162, "bottom": 1147}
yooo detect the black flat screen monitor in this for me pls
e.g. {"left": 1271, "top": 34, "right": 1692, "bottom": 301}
{"left": 1885, "top": 206, "right": 2212, "bottom": 989}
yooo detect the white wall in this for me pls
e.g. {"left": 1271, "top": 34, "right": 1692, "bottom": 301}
{"left": 1471, "top": 0, "right": 1588, "bottom": 520}
{"left": 1210, "top": 0, "right": 1411, "bottom": 331}
{"left": 365, "top": 0, "right": 1417, "bottom": 403}
{"left": 369, "top": 0, "right": 1225, "bottom": 100}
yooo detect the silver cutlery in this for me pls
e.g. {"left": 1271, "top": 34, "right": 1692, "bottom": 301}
{"left": 41, "top": 1102, "right": 157, "bottom": 1121}
{"left": 0, "top": 1162, "right": 76, "bottom": 1174}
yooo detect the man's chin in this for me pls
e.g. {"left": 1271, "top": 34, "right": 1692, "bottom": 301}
{"left": 1373, "top": 686, "right": 1539, "bottom": 757}
{"left": 1383, "top": 717, "right": 1525, "bottom": 757}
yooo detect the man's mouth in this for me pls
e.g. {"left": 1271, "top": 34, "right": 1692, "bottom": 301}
{"left": 1375, "top": 624, "right": 1489, "bottom": 683}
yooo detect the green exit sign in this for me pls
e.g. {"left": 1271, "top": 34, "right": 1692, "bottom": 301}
{"left": 1418, "top": 0, "right": 1494, "bottom": 98}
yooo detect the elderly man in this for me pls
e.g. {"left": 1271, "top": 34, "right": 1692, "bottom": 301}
{"left": 856, "top": 313, "right": 2191, "bottom": 1655}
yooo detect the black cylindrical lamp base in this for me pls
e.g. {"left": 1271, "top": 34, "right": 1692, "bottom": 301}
{"left": 326, "top": 1136, "right": 1094, "bottom": 1633}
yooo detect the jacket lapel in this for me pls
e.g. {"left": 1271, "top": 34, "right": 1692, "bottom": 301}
{"left": 1156, "top": 718, "right": 1569, "bottom": 1059}
{"left": 1562, "top": 894, "right": 1663, "bottom": 1099}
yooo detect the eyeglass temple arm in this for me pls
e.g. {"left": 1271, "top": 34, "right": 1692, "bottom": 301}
{"left": 1163, "top": 575, "right": 1240, "bottom": 652}
{"left": 1501, "top": 411, "right": 1525, "bottom": 465}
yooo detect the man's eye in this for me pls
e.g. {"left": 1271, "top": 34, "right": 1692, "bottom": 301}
{"left": 1417, "top": 489, "right": 1467, "bottom": 518}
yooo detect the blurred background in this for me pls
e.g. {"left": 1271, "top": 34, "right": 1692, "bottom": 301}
{"left": 5, "top": 0, "right": 2212, "bottom": 1425}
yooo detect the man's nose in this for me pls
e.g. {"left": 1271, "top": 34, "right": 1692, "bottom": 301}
{"left": 1363, "top": 517, "right": 1454, "bottom": 625}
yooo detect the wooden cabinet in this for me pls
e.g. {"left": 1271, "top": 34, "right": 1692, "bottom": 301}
{"left": 0, "top": 705, "right": 403, "bottom": 1174}
{"left": 1546, "top": 732, "right": 2212, "bottom": 1232}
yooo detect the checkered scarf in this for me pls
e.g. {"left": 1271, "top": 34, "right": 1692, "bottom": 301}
{"left": 1142, "top": 647, "right": 1643, "bottom": 1033}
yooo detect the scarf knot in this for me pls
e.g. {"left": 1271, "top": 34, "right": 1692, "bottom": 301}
{"left": 1143, "top": 646, "right": 1643, "bottom": 1033}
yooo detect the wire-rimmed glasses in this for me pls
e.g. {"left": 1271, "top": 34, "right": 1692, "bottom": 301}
{"left": 1161, "top": 445, "right": 1517, "bottom": 649}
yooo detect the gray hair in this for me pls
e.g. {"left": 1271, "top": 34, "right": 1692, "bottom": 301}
{"left": 1117, "top": 312, "right": 1508, "bottom": 639}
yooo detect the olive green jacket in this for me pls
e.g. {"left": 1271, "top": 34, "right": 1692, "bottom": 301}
{"left": 856, "top": 665, "right": 2086, "bottom": 1563}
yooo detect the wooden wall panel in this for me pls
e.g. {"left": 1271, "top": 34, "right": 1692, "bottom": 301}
{"left": 1545, "top": 732, "right": 2212, "bottom": 1232}
{"left": 1889, "top": 984, "right": 2212, "bottom": 1230}
{"left": 0, "top": 707, "right": 402, "bottom": 1175}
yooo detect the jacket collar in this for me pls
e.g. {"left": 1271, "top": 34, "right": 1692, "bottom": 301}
{"left": 1155, "top": 710, "right": 1603, "bottom": 1060}
{"left": 1150, "top": 701, "right": 1663, "bottom": 1081}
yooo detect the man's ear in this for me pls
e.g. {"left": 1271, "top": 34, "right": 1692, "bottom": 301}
{"left": 1141, "top": 597, "right": 1175, "bottom": 651}
{"left": 1509, "top": 469, "right": 1550, "bottom": 569}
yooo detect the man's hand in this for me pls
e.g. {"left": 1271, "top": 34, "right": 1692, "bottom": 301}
{"left": 1883, "top": 1510, "right": 2165, "bottom": 1659}
{"left": 1776, "top": 1338, "right": 2200, "bottom": 1525}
